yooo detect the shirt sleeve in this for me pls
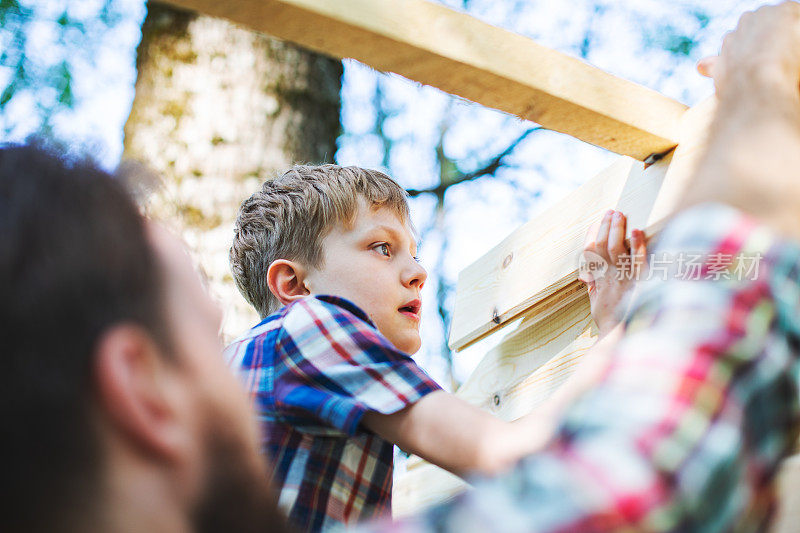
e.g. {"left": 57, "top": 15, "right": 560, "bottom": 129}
{"left": 273, "top": 295, "right": 442, "bottom": 437}
{"left": 370, "top": 203, "right": 800, "bottom": 532}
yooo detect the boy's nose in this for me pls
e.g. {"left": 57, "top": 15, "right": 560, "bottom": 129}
{"left": 404, "top": 259, "right": 427, "bottom": 289}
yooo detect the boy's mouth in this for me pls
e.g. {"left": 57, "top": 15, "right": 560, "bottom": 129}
{"left": 398, "top": 299, "right": 421, "bottom": 320}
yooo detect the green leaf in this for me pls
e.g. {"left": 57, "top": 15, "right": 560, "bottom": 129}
{"left": 14, "top": 61, "right": 26, "bottom": 82}
{"left": 694, "top": 11, "right": 710, "bottom": 30}
{"left": 0, "top": 81, "right": 16, "bottom": 107}
{"left": 55, "top": 61, "right": 73, "bottom": 107}
{"left": 0, "top": 0, "right": 21, "bottom": 12}
{"left": 665, "top": 35, "right": 696, "bottom": 57}
{"left": 0, "top": 0, "right": 18, "bottom": 25}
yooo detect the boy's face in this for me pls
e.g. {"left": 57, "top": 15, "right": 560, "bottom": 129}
{"left": 305, "top": 198, "right": 427, "bottom": 354}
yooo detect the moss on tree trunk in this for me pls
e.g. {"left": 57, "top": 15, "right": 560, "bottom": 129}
{"left": 124, "top": 1, "right": 341, "bottom": 338}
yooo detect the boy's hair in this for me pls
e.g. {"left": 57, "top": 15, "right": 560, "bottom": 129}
{"left": 230, "top": 164, "right": 411, "bottom": 318}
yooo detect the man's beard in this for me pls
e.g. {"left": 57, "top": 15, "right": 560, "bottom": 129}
{"left": 191, "top": 426, "right": 293, "bottom": 533}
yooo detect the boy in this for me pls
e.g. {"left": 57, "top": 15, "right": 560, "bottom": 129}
{"left": 225, "top": 164, "right": 642, "bottom": 531}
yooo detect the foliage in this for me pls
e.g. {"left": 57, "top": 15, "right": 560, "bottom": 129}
{"left": 0, "top": 0, "right": 141, "bottom": 156}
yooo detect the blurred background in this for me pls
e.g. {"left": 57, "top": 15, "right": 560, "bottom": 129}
{"left": 0, "top": 0, "right": 767, "bottom": 390}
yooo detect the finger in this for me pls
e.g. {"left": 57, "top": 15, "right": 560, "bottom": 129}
{"left": 580, "top": 220, "right": 602, "bottom": 285}
{"left": 578, "top": 254, "right": 597, "bottom": 289}
{"left": 631, "top": 229, "right": 648, "bottom": 277}
{"left": 697, "top": 56, "right": 717, "bottom": 78}
{"left": 607, "top": 211, "right": 627, "bottom": 265}
{"left": 582, "top": 276, "right": 596, "bottom": 295}
{"left": 593, "top": 210, "right": 614, "bottom": 261}
{"left": 583, "top": 220, "right": 601, "bottom": 253}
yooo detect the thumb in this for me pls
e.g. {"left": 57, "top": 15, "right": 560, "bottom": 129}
{"left": 631, "top": 229, "right": 648, "bottom": 277}
{"left": 697, "top": 56, "right": 717, "bottom": 78}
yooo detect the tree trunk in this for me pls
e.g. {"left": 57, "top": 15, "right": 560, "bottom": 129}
{"left": 123, "top": 2, "right": 341, "bottom": 339}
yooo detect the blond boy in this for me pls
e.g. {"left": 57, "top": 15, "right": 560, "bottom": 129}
{"left": 225, "top": 165, "right": 641, "bottom": 531}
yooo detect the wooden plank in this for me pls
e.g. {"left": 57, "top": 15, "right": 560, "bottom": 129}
{"left": 394, "top": 296, "right": 597, "bottom": 518}
{"left": 454, "top": 293, "right": 596, "bottom": 419}
{"left": 392, "top": 462, "right": 468, "bottom": 519}
{"left": 449, "top": 98, "right": 715, "bottom": 351}
{"left": 164, "top": 0, "right": 687, "bottom": 160}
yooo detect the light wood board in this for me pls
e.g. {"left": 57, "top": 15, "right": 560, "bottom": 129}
{"left": 394, "top": 296, "right": 597, "bottom": 517}
{"left": 449, "top": 98, "right": 716, "bottom": 352}
{"left": 164, "top": 0, "right": 688, "bottom": 160}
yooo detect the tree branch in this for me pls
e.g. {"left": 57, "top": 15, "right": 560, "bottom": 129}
{"left": 406, "top": 126, "right": 542, "bottom": 197}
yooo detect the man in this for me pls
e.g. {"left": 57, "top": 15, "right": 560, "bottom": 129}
{"left": 363, "top": 2, "right": 800, "bottom": 531}
{"left": 1, "top": 144, "right": 289, "bottom": 533}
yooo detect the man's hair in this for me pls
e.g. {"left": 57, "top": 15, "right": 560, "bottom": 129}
{"left": 230, "top": 164, "right": 410, "bottom": 318}
{"left": 0, "top": 143, "right": 168, "bottom": 531}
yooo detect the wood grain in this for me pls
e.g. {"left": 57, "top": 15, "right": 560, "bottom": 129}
{"left": 449, "top": 98, "right": 716, "bottom": 352}
{"left": 164, "top": 0, "right": 688, "bottom": 160}
{"left": 394, "top": 296, "right": 597, "bottom": 517}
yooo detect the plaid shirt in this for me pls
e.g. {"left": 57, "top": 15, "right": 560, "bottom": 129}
{"left": 225, "top": 295, "right": 441, "bottom": 532}
{"left": 367, "top": 203, "right": 800, "bottom": 533}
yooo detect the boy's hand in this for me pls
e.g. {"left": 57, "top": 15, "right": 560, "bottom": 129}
{"left": 579, "top": 210, "right": 646, "bottom": 338}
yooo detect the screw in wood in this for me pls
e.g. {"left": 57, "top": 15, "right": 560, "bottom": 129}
{"left": 491, "top": 307, "right": 501, "bottom": 324}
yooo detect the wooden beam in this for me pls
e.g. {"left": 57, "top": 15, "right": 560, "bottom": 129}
{"left": 448, "top": 98, "right": 715, "bottom": 351}
{"left": 164, "top": 0, "right": 688, "bottom": 160}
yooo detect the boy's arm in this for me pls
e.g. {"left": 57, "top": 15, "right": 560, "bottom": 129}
{"left": 362, "top": 390, "right": 551, "bottom": 477}
{"left": 363, "top": 325, "right": 624, "bottom": 478}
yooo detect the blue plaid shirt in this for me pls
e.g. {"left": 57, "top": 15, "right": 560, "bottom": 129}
{"left": 225, "top": 295, "right": 441, "bottom": 532}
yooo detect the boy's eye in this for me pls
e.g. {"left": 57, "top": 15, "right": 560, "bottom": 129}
{"left": 375, "top": 243, "right": 390, "bottom": 257}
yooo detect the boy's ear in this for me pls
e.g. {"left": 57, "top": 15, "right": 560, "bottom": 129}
{"left": 267, "top": 259, "right": 311, "bottom": 306}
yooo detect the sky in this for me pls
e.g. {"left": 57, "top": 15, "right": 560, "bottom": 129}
{"left": 0, "top": 0, "right": 773, "bottom": 387}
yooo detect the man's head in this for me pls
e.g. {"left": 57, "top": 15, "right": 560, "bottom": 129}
{"left": 1, "top": 144, "right": 286, "bottom": 532}
{"left": 231, "top": 165, "right": 427, "bottom": 354}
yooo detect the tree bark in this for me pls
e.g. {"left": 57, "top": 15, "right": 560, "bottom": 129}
{"left": 123, "top": 2, "right": 341, "bottom": 339}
